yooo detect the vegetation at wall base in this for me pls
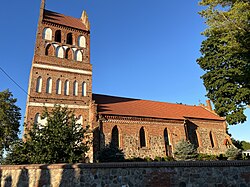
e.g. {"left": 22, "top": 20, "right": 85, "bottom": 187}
{"left": 197, "top": 154, "right": 218, "bottom": 161}
{"left": 225, "top": 147, "right": 242, "bottom": 160}
{"left": 97, "top": 143, "right": 125, "bottom": 162}
{"left": 197, "top": 0, "right": 250, "bottom": 125}
{"left": 174, "top": 139, "right": 198, "bottom": 160}
{"left": 0, "top": 90, "right": 21, "bottom": 163}
{"left": 3, "top": 106, "right": 90, "bottom": 164}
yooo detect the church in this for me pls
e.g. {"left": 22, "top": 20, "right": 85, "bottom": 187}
{"left": 25, "top": 0, "right": 232, "bottom": 162}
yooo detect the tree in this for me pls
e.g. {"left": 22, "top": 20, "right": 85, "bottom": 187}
{"left": 173, "top": 139, "right": 198, "bottom": 160}
{"left": 197, "top": 0, "right": 250, "bottom": 125}
{"left": 0, "top": 90, "right": 21, "bottom": 161}
{"left": 4, "top": 106, "right": 90, "bottom": 164}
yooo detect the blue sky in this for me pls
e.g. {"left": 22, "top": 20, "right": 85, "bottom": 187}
{"left": 0, "top": 0, "right": 249, "bottom": 141}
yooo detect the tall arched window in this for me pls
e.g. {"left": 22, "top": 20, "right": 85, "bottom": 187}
{"left": 46, "top": 77, "right": 52, "bottom": 94}
{"left": 56, "top": 79, "right": 62, "bottom": 95}
{"left": 78, "top": 35, "right": 86, "bottom": 48}
{"left": 76, "top": 115, "right": 83, "bottom": 126}
{"left": 139, "top": 127, "right": 146, "bottom": 148}
{"left": 56, "top": 46, "right": 64, "bottom": 58}
{"left": 73, "top": 81, "right": 78, "bottom": 96}
{"left": 111, "top": 125, "right": 119, "bottom": 148}
{"left": 55, "top": 30, "right": 61, "bottom": 43}
{"left": 82, "top": 82, "right": 87, "bottom": 96}
{"left": 66, "top": 33, "right": 73, "bottom": 45}
{"left": 34, "top": 113, "right": 47, "bottom": 127}
{"left": 164, "top": 128, "right": 172, "bottom": 156}
{"left": 36, "top": 76, "right": 42, "bottom": 93}
{"left": 43, "top": 27, "right": 52, "bottom": 41}
{"left": 65, "top": 48, "right": 73, "bottom": 60}
{"left": 45, "top": 44, "right": 54, "bottom": 56}
{"left": 209, "top": 131, "right": 214, "bottom": 148}
{"left": 64, "top": 80, "right": 69, "bottom": 95}
{"left": 75, "top": 50, "right": 83, "bottom": 61}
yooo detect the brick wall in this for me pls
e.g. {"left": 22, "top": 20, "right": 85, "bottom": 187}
{"left": 1, "top": 161, "right": 250, "bottom": 186}
{"left": 98, "top": 116, "right": 230, "bottom": 160}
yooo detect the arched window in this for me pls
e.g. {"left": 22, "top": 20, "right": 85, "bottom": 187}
{"left": 111, "top": 125, "right": 119, "bottom": 148}
{"left": 45, "top": 44, "right": 54, "bottom": 56}
{"left": 78, "top": 35, "right": 86, "bottom": 48}
{"left": 209, "top": 131, "right": 214, "bottom": 148}
{"left": 164, "top": 128, "right": 172, "bottom": 156}
{"left": 66, "top": 33, "right": 73, "bottom": 45}
{"left": 76, "top": 115, "right": 83, "bottom": 125}
{"left": 139, "top": 127, "right": 146, "bottom": 148}
{"left": 64, "top": 80, "right": 69, "bottom": 95}
{"left": 56, "top": 46, "right": 64, "bottom": 58}
{"left": 34, "top": 113, "right": 47, "bottom": 127}
{"left": 65, "top": 48, "right": 73, "bottom": 60}
{"left": 46, "top": 77, "right": 52, "bottom": 94}
{"left": 43, "top": 27, "right": 52, "bottom": 41}
{"left": 75, "top": 50, "right": 83, "bottom": 61}
{"left": 55, "top": 30, "right": 61, "bottom": 43}
{"left": 73, "top": 81, "right": 78, "bottom": 96}
{"left": 36, "top": 76, "right": 42, "bottom": 93}
{"left": 56, "top": 79, "right": 62, "bottom": 95}
{"left": 82, "top": 82, "right": 87, "bottom": 96}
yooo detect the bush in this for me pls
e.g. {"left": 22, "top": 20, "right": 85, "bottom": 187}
{"left": 174, "top": 139, "right": 198, "bottom": 160}
{"left": 197, "top": 154, "right": 217, "bottom": 161}
{"left": 98, "top": 143, "right": 125, "bottom": 162}
{"left": 225, "top": 147, "right": 242, "bottom": 160}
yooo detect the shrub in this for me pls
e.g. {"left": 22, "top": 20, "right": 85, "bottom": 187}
{"left": 197, "top": 154, "right": 217, "bottom": 161}
{"left": 98, "top": 143, "right": 125, "bottom": 162}
{"left": 225, "top": 147, "right": 242, "bottom": 160}
{"left": 174, "top": 139, "right": 198, "bottom": 160}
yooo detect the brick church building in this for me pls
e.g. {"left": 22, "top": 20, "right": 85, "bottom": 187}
{"left": 25, "top": 0, "right": 232, "bottom": 162}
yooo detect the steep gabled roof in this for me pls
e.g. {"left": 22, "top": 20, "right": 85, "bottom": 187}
{"left": 43, "top": 9, "right": 88, "bottom": 31}
{"left": 93, "top": 94, "right": 224, "bottom": 121}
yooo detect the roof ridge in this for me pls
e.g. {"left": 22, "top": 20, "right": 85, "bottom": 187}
{"left": 93, "top": 93, "right": 198, "bottom": 108}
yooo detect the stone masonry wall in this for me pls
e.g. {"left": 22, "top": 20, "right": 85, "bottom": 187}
{"left": 101, "top": 119, "right": 186, "bottom": 159}
{"left": 0, "top": 161, "right": 250, "bottom": 187}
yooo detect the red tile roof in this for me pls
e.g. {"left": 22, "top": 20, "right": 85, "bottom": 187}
{"left": 93, "top": 94, "right": 224, "bottom": 121}
{"left": 43, "top": 10, "right": 87, "bottom": 31}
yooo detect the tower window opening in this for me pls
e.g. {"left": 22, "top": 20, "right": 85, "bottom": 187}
{"left": 64, "top": 80, "right": 69, "bottom": 96}
{"left": 82, "top": 82, "right": 87, "bottom": 96}
{"left": 56, "top": 46, "right": 64, "bottom": 58}
{"left": 78, "top": 35, "right": 86, "bottom": 48}
{"left": 46, "top": 77, "right": 52, "bottom": 94}
{"left": 65, "top": 48, "right": 73, "bottom": 60}
{"left": 36, "top": 76, "right": 42, "bottom": 93}
{"left": 55, "top": 30, "right": 61, "bottom": 43}
{"left": 75, "top": 50, "right": 83, "bottom": 62}
{"left": 45, "top": 44, "right": 54, "bottom": 56}
{"left": 73, "top": 81, "right": 78, "bottom": 96}
{"left": 56, "top": 79, "right": 62, "bottom": 95}
{"left": 43, "top": 27, "right": 52, "bottom": 41}
{"left": 66, "top": 33, "right": 73, "bottom": 45}
{"left": 139, "top": 127, "right": 146, "bottom": 148}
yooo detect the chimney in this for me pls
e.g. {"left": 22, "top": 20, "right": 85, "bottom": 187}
{"left": 206, "top": 100, "right": 212, "bottom": 111}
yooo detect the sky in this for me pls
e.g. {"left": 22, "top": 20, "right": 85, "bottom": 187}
{"left": 0, "top": 0, "right": 249, "bottom": 142}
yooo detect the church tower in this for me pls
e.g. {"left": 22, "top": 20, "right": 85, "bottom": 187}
{"left": 25, "top": 0, "right": 92, "bottom": 135}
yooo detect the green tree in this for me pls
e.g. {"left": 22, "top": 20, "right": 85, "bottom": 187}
{"left": 197, "top": 0, "right": 250, "bottom": 125}
{"left": 173, "top": 139, "right": 198, "bottom": 160}
{"left": 4, "top": 106, "right": 90, "bottom": 164}
{"left": 0, "top": 90, "right": 21, "bottom": 161}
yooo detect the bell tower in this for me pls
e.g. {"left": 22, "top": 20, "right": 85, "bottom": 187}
{"left": 25, "top": 0, "right": 92, "bottom": 133}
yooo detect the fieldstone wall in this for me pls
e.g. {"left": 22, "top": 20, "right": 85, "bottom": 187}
{"left": 0, "top": 161, "right": 250, "bottom": 187}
